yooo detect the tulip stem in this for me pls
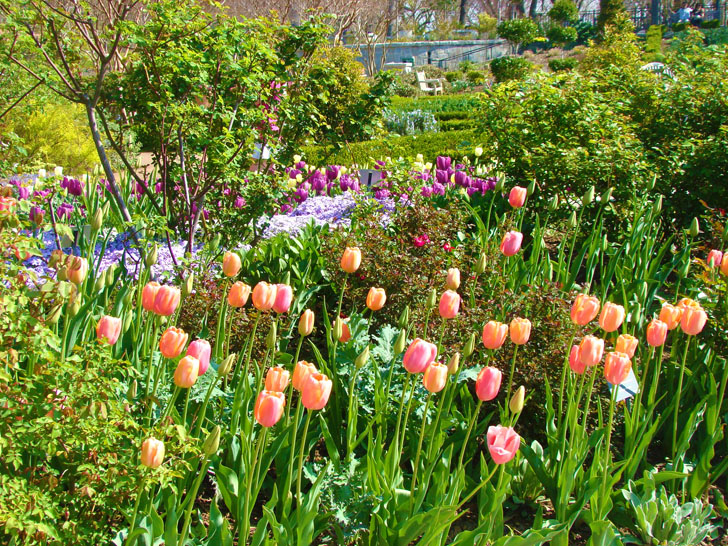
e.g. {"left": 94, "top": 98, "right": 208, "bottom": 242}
{"left": 392, "top": 374, "right": 411, "bottom": 461}
{"left": 192, "top": 373, "right": 219, "bottom": 437}
{"left": 458, "top": 399, "right": 482, "bottom": 469}
{"left": 504, "top": 345, "right": 519, "bottom": 419}
{"left": 296, "top": 410, "right": 313, "bottom": 508}
{"left": 286, "top": 401, "right": 304, "bottom": 506}
{"left": 599, "top": 384, "right": 617, "bottom": 516}
{"left": 580, "top": 366, "right": 598, "bottom": 432}
{"left": 557, "top": 334, "right": 576, "bottom": 429}
{"left": 672, "top": 335, "right": 691, "bottom": 465}
{"left": 285, "top": 338, "right": 304, "bottom": 424}
{"left": 242, "top": 427, "right": 267, "bottom": 543}
{"left": 400, "top": 380, "right": 419, "bottom": 455}
{"left": 456, "top": 463, "right": 499, "bottom": 511}
{"left": 178, "top": 454, "right": 210, "bottom": 546}
{"left": 436, "top": 320, "right": 447, "bottom": 356}
{"left": 125, "top": 476, "right": 146, "bottom": 545}
{"left": 427, "top": 383, "right": 448, "bottom": 460}
{"left": 409, "top": 391, "right": 432, "bottom": 517}
{"left": 236, "top": 311, "right": 261, "bottom": 384}
{"left": 181, "top": 388, "right": 191, "bottom": 426}
{"left": 346, "top": 365, "right": 361, "bottom": 459}
{"left": 143, "top": 322, "right": 160, "bottom": 400}
{"left": 159, "top": 386, "right": 180, "bottom": 424}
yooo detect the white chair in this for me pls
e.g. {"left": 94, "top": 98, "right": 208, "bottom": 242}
{"left": 416, "top": 71, "right": 444, "bottom": 95}
{"left": 640, "top": 62, "right": 676, "bottom": 79}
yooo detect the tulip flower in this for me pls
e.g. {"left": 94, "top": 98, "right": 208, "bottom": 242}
{"left": 721, "top": 254, "right": 728, "bottom": 276}
{"left": 615, "top": 334, "right": 638, "bottom": 358}
{"left": 67, "top": 256, "right": 88, "bottom": 285}
{"left": 677, "top": 297, "right": 700, "bottom": 311}
{"left": 423, "top": 362, "right": 448, "bottom": 393}
{"left": 482, "top": 321, "right": 508, "bottom": 350}
{"left": 509, "top": 318, "right": 531, "bottom": 345}
{"left": 254, "top": 390, "right": 286, "bottom": 427}
{"left": 707, "top": 249, "right": 723, "bottom": 268}
{"left": 341, "top": 246, "right": 362, "bottom": 273}
{"left": 0, "top": 196, "right": 17, "bottom": 212}
{"left": 174, "top": 355, "right": 199, "bottom": 388}
{"left": 604, "top": 351, "right": 632, "bottom": 385}
{"left": 142, "top": 281, "right": 161, "bottom": 312}
{"left": 402, "top": 338, "right": 438, "bottom": 373}
{"left": 659, "top": 303, "right": 682, "bottom": 330}
{"left": 508, "top": 186, "right": 527, "bottom": 208}
{"left": 599, "top": 302, "right": 625, "bottom": 332}
{"left": 366, "top": 287, "right": 387, "bottom": 311}
{"left": 272, "top": 283, "right": 293, "bottom": 313}
{"left": 186, "top": 339, "right": 211, "bottom": 375}
{"left": 571, "top": 294, "right": 600, "bottom": 326}
{"left": 301, "top": 371, "right": 333, "bottom": 410}
{"left": 222, "top": 251, "right": 242, "bottom": 277}
{"left": 228, "top": 281, "right": 251, "bottom": 307}
{"left": 439, "top": 290, "right": 461, "bottom": 319}
{"left": 476, "top": 366, "right": 502, "bottom": 401}
{"left": 569, "top": 345, "right": 585, "bottom": 374}
{"left": 680, "top": 305, "right": 707, "bottom": 335}
{"left": 298, "top": 309, "right": 314, "bottom": 337}
{"left": 252, "top": 281, "right": 277, "bottom": 311}
{"left": 578, "top": 335, "right": 604, "bottom": 367}
{"left": 158, "top": 327, "right": 187, "bottom": 359}
{"left": 96, "top": 315, "right": 122, "bottom": 345}
{"left": 487, "top": 425, "right": 520, "bottom": 464}
{"left": 646, "top": 319, "right": 668, "bottom": 347}
{"left": 141, "top": 437, "right": 165, "bottom": 468}
{"left": 265, "top": 366, "right": 290, "bottom": 392}
{"left": 154, "top": 285, "right": 181, "bottom": 316}
{"left": 499, "top": 231, "right": 523, "bottom": 256}
{"left": 446, "top": 268, "right": 460, "bottom": 290}
{"left": 293, "top": 361, "right": 317, "bottom": 391}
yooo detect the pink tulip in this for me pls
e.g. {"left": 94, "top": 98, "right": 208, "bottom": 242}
{"left": 569, "top": 345, "right": 585, "bottom": 374}
{"left": 254, "top": 390, "right": 286, "bottom": 427}
{"left": 96, "top": 315, "right": 122, "bottom": 345}
{"left": 154, "top": 285, "right": 181, "bottom": 316}
{"left": 508, "top": 186, "right": 527, "bottom": 208}
{"left": 476, "top": 366, "right": 502, "bottom": 401}
{"left": 423, "top": 362, "right": 448, "bottom": 393}
{"left": 571, "top": 294, "right": 600, "bottom": 326}
{"left": 680, "top": 306, "right": 707, "bottom": 335}
{"left": 487, "top": 425, "right": 520, "bottom": 464}
{"left": 646, "top": 319, "right": 668, "bottom": 347}
{"left": 402, "top": 338, "right": 438, "bottom": 373}
{"left": 301, "top": 371, "right": 332, "bottom": 410}
{"left": 439, "top": 290, "right": 461, "bottom": 319}
{"left": 499, "top": 231, "right": 523, "bottom": 256}
{"left": 604, "top": 351, "right": 631, "bottom": 385}
{"left": 578, "top": 335, "right": 604, "bottom": 367}
{"left": 707, "top": 249, "right": 723, "bottom": 268}
{"left": 272, "top": 283, "right": 293, "bottom": 313}
{"left": 186, "top": 339, "right": 211, "bottom": 375}
{"left": 482, "top": 321, "right": 508, "bottom": 350}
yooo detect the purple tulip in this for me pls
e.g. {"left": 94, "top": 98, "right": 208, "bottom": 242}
{"left": 311, "top": 172, "right": 326, "bottom": 193}
{"left": 30, "top": 206, "right": 44, "bottom": 224}
{"left": 17, "top": 186, "right": 30, "bottom": 200}
{"left": 61, "top": 177, "right": 84, "bottom": 196}
{"left": 432, "top": 182, "right": 445, "bottom": 196}
{"left": 326, "top": 166, "right": 340, "bottom": 180}
{"left": 234, "top": 196, "right": 246, "bottom": 208}
{"left": 454, "top": 171, "right": 469, "bottom": 187}
{"left": 436, "top": 170, "right": 449, "bottom": 185}
{"left": 421, "top": 186, "right": 433, "bottom": 197}
{"left": 289, "top": 168, "right": 301, "bottom": 180}
{"left": 436, "top": 156, "right": 451, "bottom": 171}
{"left": 57, "top": 202, "right": 73, "bottom": 220}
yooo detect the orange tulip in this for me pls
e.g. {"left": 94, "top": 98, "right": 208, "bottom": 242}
{"left": 96, "top": 315, "right": 122, "bottom": 345}
{"left": 67, "top": 256, "right": 88, "bottom": 285}
{"left": 292, "top": 361, "right": 317, "bottom": 391}
{"left": 439, "top": 290, "right": 461, "bottom": 319}
{"left": 222, "top": 251, "right": 241, "bottom": 277}
{"left": 159, "top": 327, "right": 188, "bottom": 359}
{"left": 615, "top": 334, "right": 638, "bottom": 358}
{"left": 301, "top": 371, "right": 332, "bottom": 410}
{"left": 228, "top": 281, "right": 251, "bottom": 307}
{"left": 298, "top": 309, "right": 314, "bottom": 337}
{"left": 604, "top": 351, "right": 631, "bottom": 385}
{"left": 366, "top": 287, "right": 387, "bottom": 311}
{"left": 252, "top": 281, "right": 277, "bottom": 311}
{"left": 154, "top": 285, "right": 181, "bottom": 316}
{"left": 423, "top": 362, "right": 448, "bottom": 393}
{"left": 141, "top": 437, "right": 165, "bottom": 468}
{"left": 659, "top": 303, "right": 682, "bottom": 330}
{"left": 265, "top": 366, "right": 290, "bottom": 392}
{"left": 509, "top": 318, "right": 531, "bottom": 345}
{"left": 569, "top": 345, "right": 585, "bottom": 374}
{"left": 646, "top": 319, "right": 668, "bottom": 347}
{"left": 482, "top": 321, "right": 508, "bottom": 350}
{"left": 677, "top": 297, "right": 700, "bottom": 311}
{"left": 446, "top": 268, "right": 460, "bottom": 290}
{"left": 254, "top": 390, "right": 286, "bottom": 427}
{"left": 570, "top": 294, "right": 600, "bottom": 326}
{"left": 599, "top": 302, "right": 625, "bottom": 333}
{"left": 341, "top": 246, "right": 362, "bottom": 273}
{"left": 142, "top": 281, "right": 161, "bottom": 312}
{"left": 476, "top": 366, "right": 502, "bottom": 401}
{"left": 721, "top": 254, "right": 728, "bottom": 276}
{"left": 508, "top": 186, "right": 527, "bottom": 208}
{"left": 578, "top": 335, "right": 604, "bottom": 367}
{"left": 680, "top": 305, "right": 707, "bottom": 335}
{"left": 174, "top": 355, "right": 199, "bottom": 388}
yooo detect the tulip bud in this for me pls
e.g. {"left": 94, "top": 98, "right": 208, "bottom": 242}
{"left": 105, "top": 264, "right": 116, "bottom": 287}
{"left": 509, "top": 386, "right": 525, "bottom": 414}
{"left": 355, "top": 346, "right": 370, "bottom": 369}
{"left": 600, "top": 187, "right": 613, "bottom": 204}
{"left": 463, "top": 332, "right": 476, "bottom": 358}
{"left": 495, "top": 178, "right": 505, "bottom": 192}
{"left": 46, "top": 304, "right": 63, "bottom": 324}
{"left": 91, "top": 208, "right": 104, "bottom": 231}
{"left": 427, "top": 288, "right": 437, "bottom": 309}
{"left": 398, "top": 306, "right": 410, "bottom": 329}
{"left": 265, "top": 321, "right": 277, "bottom": 350}
{"left": 210, "top": 234, "right": 221, "bottom": 252}
{"left": 334, "top": 316, "right": 344, "bottom": 342}
{"left": 652, "top": 196, "right": 662, "bottom": 216}
{"left": 568, "top": 211, "right": 578, "bottom": 229}
{"left": 475, "top": 252, "right": 487, "bottom": 274}
{"left": 123, "top": 312, "right": 133, "bottom": 332}
{"left": 679, "top": 259, "right": 690, "bottom": 278}
{"left": 582, "top": 186, "right": 595, "bottom": 206}
{"left": 127, "top": 380, "right": 137, "bottom": 402}
{"left": 298, "top": 309, "right": 314, "bottom": 337}
{"left": 601, "top": 234, "right": 609, "bottom": 252}
{"left": 218, "top": 353, "right": 236, "bottom": 377}
{"left": 394, "top": 329, "right": 407, "bottom": 355}
{"left": 203, "top": 425, "right": 221, "bottom": 456}
{"left": 548, "top": 195, "right": 559, "bottom": 212}
{"left": 689, "top": 218, "right": 699, "bottom": 237}
{"left": 447, "top": 352, "right": 460, "bottom": 375}
{"left": 474, "top": 146, "right": 483, "bottom": 157}
{"left": 67, "top": 297, "right": 81, "bottom": 317}
{"left": 123, "top": 290, "right": 133, "bottom": 307}
{"left": 446, "top": 268, "right": 460, "bottom": 290}
{"left": 646, "top": 175, "right": 656, "bottom": 191}
{"left": 93, "top": 275, "right": 106, "bottom": 293}
{"left": 527, "top": 179, "right": 536, "bottom": 197}
{"left": 182, "top": 273, "right": 194, "bottom": 298}
{"left": 145, "top": 244, "right": 158, "bottom": 267}
{"left": 57, "top": 265, "right": 68, "bottom": 282}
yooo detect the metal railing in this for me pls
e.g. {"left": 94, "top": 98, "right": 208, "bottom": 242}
{"left": 435, "top": 42, "right": 509, "bottom": 70}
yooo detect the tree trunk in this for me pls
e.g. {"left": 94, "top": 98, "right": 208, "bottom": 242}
{"left": 529, "top": 0, "right": 540, "bottom": 19}
{"left": 459, "top": 0, "right": 468, "bottom": 25}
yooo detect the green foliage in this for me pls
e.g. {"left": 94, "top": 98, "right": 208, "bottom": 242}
{"left": 489, "top": 56, "right": 534, "bottom": 83}
{"left": 497, "top": 18, "right": 540, "bottom": 49}
{"left": 700, "top": 19, "right": 720, "bottom": 29}
{"left": 466, "top": 69, "right": 486, "bottom": 84}
{"left": 439, "top": 119, "right": 470, "bottom": 131}
{"left": 477, "top": 13, "right": 498, "bottom": 38}
{"left": 548, "top": 57, "right": 579, "bottom": 71}
{"left": 644, "top": 25, "right": 664, "bottom": 62}
{"left": 445, "top": 71, "right": 460, "bottom": 83}
{"left": 672, "top": 21, "right": 689, "bottom": 32}
{"left": 549, "top": 0, "right": 579, "bottom": 24}
{"left": 580, "top": 12, "right": 642, "bottom": 71}
{"left": 434, "top": 110, "right": 469, "bottom": 121}
{"left": 546, "top": 25, "right": 578, "bottom": 47}
{"left": 388, "top": 94, "right": 481, "bottom": 114}
{"left": 597, "top": 0, "right": 630, "bottom": 34}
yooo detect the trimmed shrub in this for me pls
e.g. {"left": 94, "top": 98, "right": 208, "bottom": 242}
{"left": 700, "top": 19, "right": 720, "bottom": 29}
{"left": 497, "top": 18, "right": 540, "bottom": 50}
{"left": 644, "top": 25, "right": 663, "bottom": 62}
{"left": 546, "top": 25, "right": 578, "bottom": 47}
{"left": 548, "top": 57, "right": 578, "bottom": 71}
{"left": 434, "top": 110, "right": 469, "bottom": 121}
{"left": 439, "top": 119, "right": 470, "bottom": 131}
{"left": 549, "top": 0, "right": 579, "bottom": 24}
{"left": 466, "top": 69, "right": 486, "bottom": 84}
{"left": 490, "top": 56, "right": 534, "bottom": 82}
{"left": 445, "top": 71, "right": 460, "bottom": 83}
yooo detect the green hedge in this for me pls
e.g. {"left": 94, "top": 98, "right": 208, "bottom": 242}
{"left": 548, "top": 57, "right": 578, "bottom": 72}
{"left": 434, "top": 110, "right": 469, "bottom": 121}
{"left": 302, "top": 129, "right": 478, "bottom": 166}
{"left": 439, "top": 119, "right": 471, "bottom": 131}
{"left": 388, "top": 94, "right": 481, "bottom": 113}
